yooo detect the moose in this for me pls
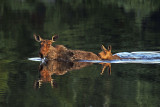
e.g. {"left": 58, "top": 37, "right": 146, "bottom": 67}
{"left": 98, "top": 45, "right": 120, "bottom": 60}
{"left": 34, "top": 34, "right": 120, "bottom": 61}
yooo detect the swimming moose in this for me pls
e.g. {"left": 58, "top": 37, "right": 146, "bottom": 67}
{"left": 34, "top": 34, "right": 120, "bottom": 61}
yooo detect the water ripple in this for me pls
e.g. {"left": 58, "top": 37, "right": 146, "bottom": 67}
{"left": 28, "top": 51, "right": 160, "bottom": 64}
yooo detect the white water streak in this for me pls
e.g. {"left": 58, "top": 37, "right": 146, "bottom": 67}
{"left": 28, "top": 51, "right": 160, "bottom": 64}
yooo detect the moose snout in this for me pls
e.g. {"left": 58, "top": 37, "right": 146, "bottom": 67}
{"left": 39, "top": 51, "right": 48, "bottom": 59}
{"left": 39, "top": 48, "right": 48, "bottom": 58}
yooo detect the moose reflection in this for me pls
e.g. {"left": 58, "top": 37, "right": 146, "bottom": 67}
{"left": 34, "top": 60, "right": 91, "bottom": 88}
{"left": 100, "top": 63, "right": 111, "bottom": 75}
{"left": 34, "top": 60, "right": 111, "bottom": 89}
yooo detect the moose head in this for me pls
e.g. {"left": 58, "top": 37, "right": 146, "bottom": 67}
{"left": 98, "top": 45, "right": 120, "bottom": 60}
{"left": 34, "top": 34, "right": 58, "bottom": 58}
{"left": 98, "top": 45, "right": 112, "bottom": 60}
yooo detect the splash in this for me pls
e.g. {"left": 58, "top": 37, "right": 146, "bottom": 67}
{"left": 28, "top": 57, "right": 46, "bottom": 63}
{"left": 115, "top": 51, "right": 160, "bottom": 59}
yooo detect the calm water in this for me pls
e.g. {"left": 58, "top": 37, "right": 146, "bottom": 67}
{"left": 1, "top": 0, "right": 160, "bottom": 107}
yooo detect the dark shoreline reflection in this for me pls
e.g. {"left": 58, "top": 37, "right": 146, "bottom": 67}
{"left": 34, "top": 60, "right": 111, "bottom": 89}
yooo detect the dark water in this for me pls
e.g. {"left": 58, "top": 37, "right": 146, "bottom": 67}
{"left": 1, "top": 0, "right": 160, "bottom": 107}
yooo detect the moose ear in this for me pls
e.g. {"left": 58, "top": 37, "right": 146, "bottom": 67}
{"left": 101, "top": 45, "right": 107, "bottom": 52}
{"left": 52, "top": 35, "right": 58, "bottom": 42}
{"left": 108, "top": 45, "right": 112, "bottom": 52}
{"left": 34, "top": 34, "right": 43, "bottom": 42}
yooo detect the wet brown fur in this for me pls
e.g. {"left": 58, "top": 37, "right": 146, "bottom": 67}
{"left": 34, "top": 34, "right": 122, "bottom": 61}
{"left": 34, "top": 34, "right": 100, "bottom": 61}
{"left": 98, "top": 45, "right": 120, "bottom": 60}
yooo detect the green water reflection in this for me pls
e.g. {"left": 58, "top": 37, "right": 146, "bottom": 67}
{"left": 1, "top": 0, "right": 160, "bottom": 107}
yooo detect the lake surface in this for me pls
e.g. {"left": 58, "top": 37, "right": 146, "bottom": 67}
{"left": 1, "top": 0, "right": 160, "bottom": 107}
